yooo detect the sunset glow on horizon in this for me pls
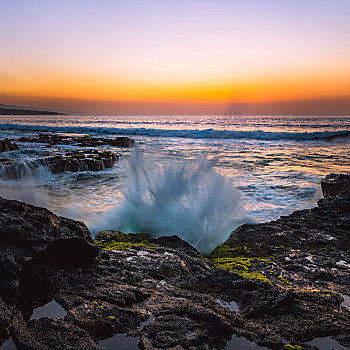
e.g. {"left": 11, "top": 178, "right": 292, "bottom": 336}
{"left": 1, "top": 0, "right": 350, "bottom": 114}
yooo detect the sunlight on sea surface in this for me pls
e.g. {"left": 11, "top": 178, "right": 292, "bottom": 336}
{"left": 0, "top": 115, "right": 349, "bottom": 234}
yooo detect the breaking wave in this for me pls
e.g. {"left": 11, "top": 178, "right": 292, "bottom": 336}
{"left": 0, "top": 123, "right": 349, "bottom": 141}
{"left": 0, "top": 161, "right": 52, "bottom": 181}
{"left": 102, "top": 151, "right": 247, "bottom": 255}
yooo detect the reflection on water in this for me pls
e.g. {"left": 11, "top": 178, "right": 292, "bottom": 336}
{"left": 308, "top": 336, "right": 347, "bottom": 350}
{"left": 226, "top": 335, "right": 269, "bottom": 349}
{"left": 30, "top": 300, "right": 67, "bottom": 320}
{"left": 216, "top": 299, "right": 239, "bottom": 314}
{"left": 98, "top": 334, "right": 139, "bottom": 350}
{"left": 0, "top": 338, "right": 17, "bottom": 350}
{"left": 340, "top": 294, "right": 350, "bottom": 308}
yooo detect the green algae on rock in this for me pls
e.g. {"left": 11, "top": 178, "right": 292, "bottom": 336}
{"left": 208, "top": 244, "right": 271, "bottom": 284}
{"left": 94, "top": 231, "right": 159, "bottom": 251}
{"left": 284, "top": 345, "right": 302, "bottom": 350}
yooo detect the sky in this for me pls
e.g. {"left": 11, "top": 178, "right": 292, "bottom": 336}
{"left": 1, "top": 0, "right": 350, "bottom": 115}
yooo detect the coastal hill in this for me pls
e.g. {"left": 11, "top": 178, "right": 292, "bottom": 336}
{"left": 0, "top": 104, "right": 64, "bottom": 115}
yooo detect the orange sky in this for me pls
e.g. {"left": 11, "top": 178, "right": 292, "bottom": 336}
{"left": 1, "top": 1, "right": 350, "bottom": 115}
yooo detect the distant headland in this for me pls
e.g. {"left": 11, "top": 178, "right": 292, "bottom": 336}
{"left": 0, "top": 104, "right": 65, "bottom": 115}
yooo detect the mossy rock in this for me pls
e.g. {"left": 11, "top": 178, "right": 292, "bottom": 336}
{"left": 94, "top": 231, "right": 159, "bottom": 251}
{"left": 208, "top": 244, "right": 271, "bottom": 284}
{"left": 209, "top": 244, "right": 252, "bottom": 259}
{"left": 284, "top": 345, "right": 302, "bottom": 350}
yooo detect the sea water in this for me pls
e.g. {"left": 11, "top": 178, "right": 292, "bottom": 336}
{"left": 0, "top": 115, "right": 348, "bottom": 253}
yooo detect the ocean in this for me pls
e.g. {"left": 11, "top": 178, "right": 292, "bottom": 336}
{"left": 0, "top": 114, "right": 349, "bottom": 251}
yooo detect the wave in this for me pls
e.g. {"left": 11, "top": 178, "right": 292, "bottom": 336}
{"left": 98, "top": 151, "right": 247, "bottom": 255}
{"left": 0, "top": 123, "right": 349, "bottom": 141}
{"left": 0, "top": 161, "right": 53, "bottom": 181}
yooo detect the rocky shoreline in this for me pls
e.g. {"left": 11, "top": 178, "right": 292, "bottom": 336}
{"left": 0, "top": 174, "right": 349, "bottom": 349}
{"left": 0, "top": 134, "right": 135, "bottom": 180}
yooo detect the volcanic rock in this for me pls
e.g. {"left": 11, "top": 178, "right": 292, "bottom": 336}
{"left": 43, "top": 150, "right": 118, "bottom": 174}
{"left": 0, "top": 174, "right": 349, "bottom": 349}
{"left": 321, "top": 173, "right": 350, "bottom": 198}
{"left": 18, "top": 133, "right": 135, "bottom": 148}
{"left": 0, "top": 196, "right": 98, "bottom": 303}
{"left": 0, "top": 139, "right": 19, "bottom": 153}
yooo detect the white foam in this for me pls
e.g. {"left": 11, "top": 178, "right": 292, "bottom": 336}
{"left": 103, "top": 151, "right": 246, "bottom": 255}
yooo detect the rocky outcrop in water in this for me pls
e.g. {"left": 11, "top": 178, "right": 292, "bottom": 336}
{"left": 0, "top": 150, "right": 118, "bottom": 180}
{"left": 321, "top": 173, "right": 350, "bottom": 199}
{"left": 0, "top": 139, "right": 19, "bottom": 153}
{"left": 0, "top": 175, "right": 349, "bottom": 350}
{"left": 43, "top": 150, "right": 118, "bottom": 174}
{"left": 18, "top": 133, "right": 135, "bottom": 148}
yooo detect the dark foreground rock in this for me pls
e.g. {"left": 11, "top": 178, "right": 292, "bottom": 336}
{"left": 18, "top": 133, "right": 135, "bottom": 148}
{"left": 0, "top": 139, "right": 19, "bottom": 153}
{"left": 0, "top": 174, "right": 349, "bottom": 350}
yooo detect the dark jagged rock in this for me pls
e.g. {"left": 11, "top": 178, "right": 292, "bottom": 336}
{"left": 0, "top": 139, "right": 19, "bottom": 153}
{"left": 11, "top": 318, "right": 99, "bottom": 350}
{"left": 0, "top": 297, "right": 12, "bottom": 343}
{"left": 0, "top": 196, "right": 98, "bottom": 303}
{"left": 18, "top": 133, "right": 135, "bottom": 148}
{"left": 0, "top": 174, "right": 349, "bottom": 350}
{"left": 42, "top": 150, "right": 118, "bottom": 174}
{"left": 321, "top": 173, "right": 350, "bottom": 198}
{"left": 103, "top": 136, "right": 135, "bottom": 147}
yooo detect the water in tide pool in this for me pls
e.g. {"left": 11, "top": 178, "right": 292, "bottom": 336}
{"left": 0, "top": 115, "right": 349, "bottom": 252}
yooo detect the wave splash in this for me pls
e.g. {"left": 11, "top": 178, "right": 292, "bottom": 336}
{"left": 0, "top": 161, "right": 52, "bottom": 181}
{"left": 107, "top": 152, "right": 246, "bottom": 255}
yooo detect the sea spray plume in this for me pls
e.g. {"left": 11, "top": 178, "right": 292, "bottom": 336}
{"left": 112, "top": 151, "right": 246, "bottom": 255}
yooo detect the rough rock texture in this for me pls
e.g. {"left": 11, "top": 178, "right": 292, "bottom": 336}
{"left": 18, "top": 133, "right": 135, "bottom": 147}
{"left": 0, "top": 175, "right": 349, "bottom": 350}
{"left": 42, "top": 150, "right": 118, "bottom": 173}
{"left": 321, "top": 173, "right": 350, "bottom": 198}
{"left": 0, "top": 139, "right": 19, "bottom": 153}
{"left": 0, "top": 196, "right": 98, "bottom": 305}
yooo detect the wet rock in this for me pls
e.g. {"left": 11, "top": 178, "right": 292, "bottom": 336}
{"left": 0, "top": 139, "right": 19, "bottom": 153}
{"left": 321, "top": 173, "right": 350, "bottom": 198}
{"left": 0, "top": 150, "right": 118, "bottom": 180}
{"left": 149, "top": 235, "right": 203, "bottom": 258}
{"left": 0, "top": 158, "right": 44, "bottom": 180}
{"left": 43, "top": 150, "right": 118, "bottom": 174}
{"left": 100, "top": 136, "right": 135, "bottom": 148}
{"left": 18, "top": 133, "right": 135, "bottom": 148}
